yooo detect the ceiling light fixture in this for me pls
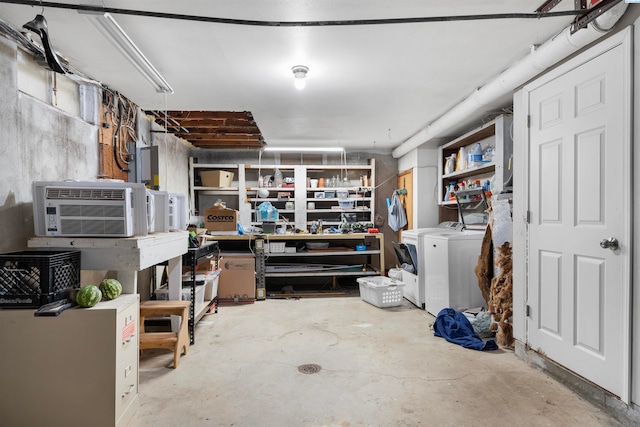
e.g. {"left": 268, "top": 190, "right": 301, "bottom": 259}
{"left": 263, "top": 147, "right": 344, "bottom": 153}
{"left": 291, "top": 65, "right": 309, "bottom": 90}
{"left": 80, "top": 12, "right": 173, "bottom": 94}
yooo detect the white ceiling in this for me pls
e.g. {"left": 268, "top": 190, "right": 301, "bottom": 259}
{"left": 0, "top": 0, "right": 579, "bottom": 152}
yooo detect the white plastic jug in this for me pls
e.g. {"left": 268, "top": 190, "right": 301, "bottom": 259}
{"left": 444, "top": 155, "right": 455, "bottom": 174}
{"left": 469, "top": 143, "right": 483, "bottom": 167}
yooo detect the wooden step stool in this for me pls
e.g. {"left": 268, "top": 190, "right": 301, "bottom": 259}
{"left": 139, "top": 300, "right": 191, "bottom": 368}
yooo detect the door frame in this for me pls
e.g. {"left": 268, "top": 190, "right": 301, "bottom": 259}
{"left": 397, "top": 168, "right": 413, "bottom": 241}
{"left": 514, "top": 27, "right": 632, "bottom": 402}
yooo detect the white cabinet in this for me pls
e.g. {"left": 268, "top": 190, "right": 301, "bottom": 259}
{"left": 437, "top": 115, "right": 513, "bottom": 222}
{"left": 0, "top": 294, "right": 140, "bottom": 427}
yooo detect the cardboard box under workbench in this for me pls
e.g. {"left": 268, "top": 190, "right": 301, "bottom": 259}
{"left": 218, "top": 255, "right": 255, "bottom": 301}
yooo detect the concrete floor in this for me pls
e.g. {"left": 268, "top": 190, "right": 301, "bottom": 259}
{"left": 129, "top": 297, "right": 623, "bottom": 427}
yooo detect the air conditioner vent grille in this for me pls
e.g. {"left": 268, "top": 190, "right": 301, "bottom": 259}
{"left": 59, "top": 204, "right": 125, "bottom": 218}
{"left": 60, "top": 219, "right": 126, "bottom": 235}
{"left": 46, "top": 188, "right": 127, "bottom": 200}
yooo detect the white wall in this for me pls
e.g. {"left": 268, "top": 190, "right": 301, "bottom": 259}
{"left": 0, "top": 36, "right": 97, "bottom": 253}
{"left": 397, "top": 146, "right": 439, "bottom": 228}
{"left": 143, "top": 120, "right": 191, "bottom": 195}
{"left": 0, "top": 34, "right": 191, "bottom": 300}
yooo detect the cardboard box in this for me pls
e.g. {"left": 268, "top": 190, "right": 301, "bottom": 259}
{"left": 187, "top": 226, "right": 208, "bottom": 235}
{"left": 218, "top": 255, "right": 255, "bottom": 300}
{"left": 204, "top": 205, "right": 239, "bottom": 232}
{"left": 201, "top": 170, "right": 234, "bottom": 187}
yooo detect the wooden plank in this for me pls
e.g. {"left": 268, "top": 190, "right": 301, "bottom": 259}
{"left": 267, "top": 291, "right": 347, "bottom": 298}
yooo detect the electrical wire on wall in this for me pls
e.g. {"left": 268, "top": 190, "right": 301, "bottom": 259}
{"left": 100, "top": 89, "right": 138, "bottom": 175}
{"left": 113, "top": 94, "right": 135, "bottom": 172}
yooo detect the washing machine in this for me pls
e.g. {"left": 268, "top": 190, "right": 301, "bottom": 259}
{"left": 395, "top": 188, "right": 490, "bottom": 312}
{"left": 395, "top": 221, "right": 467, "bottom": 309}
{"left": 421, "top": 188, "right": 489, "bottom": 316}
{"left": 422, "top": 229, "right": 485, "bottom": 316}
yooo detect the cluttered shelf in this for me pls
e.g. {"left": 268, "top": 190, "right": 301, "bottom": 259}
{"left": 189, "top": 158, "right": 376, "bottom": 232}
{"left": 180, "top": 241, "right": 219, "bottom": 345}
{"left": 203, "top": 232, "right": 385, "bottom": 299}
{"left": 265, "top": 249, "right": 380, "bottom": 257}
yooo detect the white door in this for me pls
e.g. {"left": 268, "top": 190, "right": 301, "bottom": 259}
{"left": 525, "top": 29, "right": 631, "bottom": 400}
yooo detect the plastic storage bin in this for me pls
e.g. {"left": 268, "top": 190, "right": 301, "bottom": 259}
{"left": 338, "top": 200, "right": 354, "bottom": 210}
{"left": 357, "top": 276, "right": 405, "bottom": 308}
{"left": 155, "top": 285, "right": 205, "bottom": 306}
{"left": 268, "top": 242, "right": 286, "bottom": 253}
{"left": 204, "top": 271, "right": 219, "bottom": 300}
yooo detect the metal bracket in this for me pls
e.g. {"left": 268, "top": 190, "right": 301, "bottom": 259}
{"left": 571, "top": 0, "right": 623, "bottom": 33}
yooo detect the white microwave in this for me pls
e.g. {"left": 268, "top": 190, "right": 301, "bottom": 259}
{"left": 32, "top": 181, "right": 149, "bottom": 237}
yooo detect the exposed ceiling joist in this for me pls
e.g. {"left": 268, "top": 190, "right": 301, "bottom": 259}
{"left": 145, "top": 110, "right": 265, "bottom": 149}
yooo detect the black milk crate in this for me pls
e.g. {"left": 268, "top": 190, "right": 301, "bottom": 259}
{"left": 0, "top": 250, "right": 81, "bottom": 308}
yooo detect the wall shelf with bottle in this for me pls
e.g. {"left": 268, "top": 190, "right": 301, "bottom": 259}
{"left": 189, "top": 159, "right": 375, "bottom": 233}
{"left": 437, "top": 115, "right": 513, "bottom": 221}
{"left": 305, "top": 161, "right": 375, "bottom": 222}
{"left": 243, "top": 165, "right": 302, "bottom": 229}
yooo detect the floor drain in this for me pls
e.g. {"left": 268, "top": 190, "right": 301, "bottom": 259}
{"left": 297, "top": 364, "right": 322, "bottom": 374}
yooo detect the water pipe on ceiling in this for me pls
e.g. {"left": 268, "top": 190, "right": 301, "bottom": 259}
{"left": 392, "top": 1, "right": 629, "bottom": 159}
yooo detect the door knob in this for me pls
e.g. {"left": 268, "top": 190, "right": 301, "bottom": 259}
{"left": 600, "top": 237, "right": 619, "bottom": 251}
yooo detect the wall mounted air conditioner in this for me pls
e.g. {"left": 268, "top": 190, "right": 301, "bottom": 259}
{"left": 168, "top": 193, "right": 187, "bottom": 231}
{"left": 32, "top": 181, "right": 148, "bottom": 237}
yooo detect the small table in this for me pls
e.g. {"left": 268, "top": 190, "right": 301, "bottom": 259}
{"left": 139, "top": 300, "right": 191, "bottom": 368}
{"left": 28, "top": 231, "right": 189, "bottom": 294}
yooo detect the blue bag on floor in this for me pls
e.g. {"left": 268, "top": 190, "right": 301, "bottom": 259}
{"left": 433, "top": 308, "right": 498, "bottom": 351}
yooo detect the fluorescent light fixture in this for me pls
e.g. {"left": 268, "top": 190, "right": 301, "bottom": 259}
{"left": 263, "top": 147, "right": 344, "bottom": 153}
{"left": 81, "top": 12, "right": 173, "bottom": 94}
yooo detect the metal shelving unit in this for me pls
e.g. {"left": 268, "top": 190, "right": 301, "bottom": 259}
{"left": 182, "top": 240, "right": 219, "bottom": 345}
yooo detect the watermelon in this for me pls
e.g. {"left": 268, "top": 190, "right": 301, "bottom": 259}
{"left": 99, "top": 278, "right": 123, "bottom": 300}
{"left": 76, "top": 285, "right": 102, "bottom": 308}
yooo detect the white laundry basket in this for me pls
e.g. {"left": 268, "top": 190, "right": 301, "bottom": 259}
{"left": 357, "top": 276, "right": 405, "bottom": 308}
